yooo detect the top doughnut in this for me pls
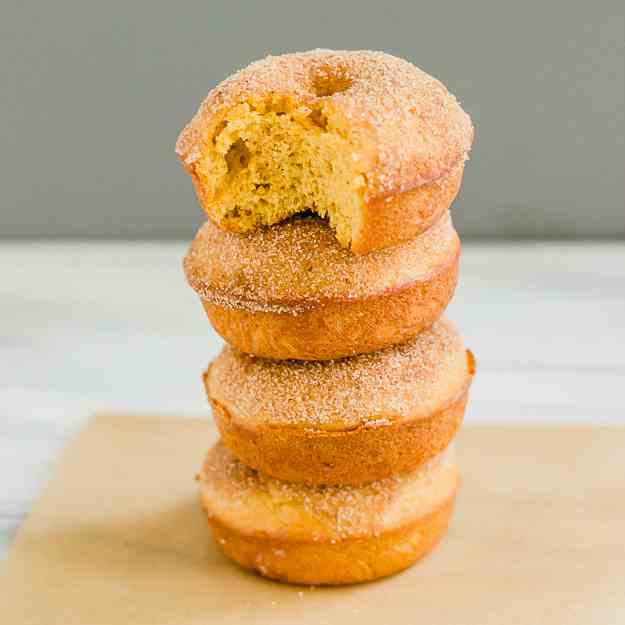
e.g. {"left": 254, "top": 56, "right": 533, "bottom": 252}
{"left": 176, "top": 49, "right": 473, "bottom": 254}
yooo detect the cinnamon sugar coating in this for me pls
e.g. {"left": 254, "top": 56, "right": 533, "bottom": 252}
{"left": 199, "top": 442, "right": 458, "bottom": 541}
{"left": 177, "top": 49, "right": 473, "bottom": 198}
{"left": 184, "top": 211, "right": 458, "bottom": 314}
{"left": 207, "top": 318, "right": 471, "bottom": 430}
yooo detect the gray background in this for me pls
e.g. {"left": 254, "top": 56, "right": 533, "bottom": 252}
{"left": 1, "top": 0, "right": 623, "bottom": 240}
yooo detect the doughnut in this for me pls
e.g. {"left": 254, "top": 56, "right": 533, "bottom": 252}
{"left": 198, "top": 441, "right": 459, "bottom": 585}
{"left": 176, "top": 49, "right": 473, "bottom": 254}
{"left": 205, "top": 318, "right": 474, "bottom": 485}
{"left": 184, "top": 211, "right": 460, "bottom": 361}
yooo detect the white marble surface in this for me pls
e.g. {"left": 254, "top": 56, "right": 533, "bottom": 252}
{"left": 1, "top": 241, "right": 624, "bottom": 556}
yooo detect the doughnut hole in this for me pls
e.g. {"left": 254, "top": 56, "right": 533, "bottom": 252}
{"left": 311, "top": 65, "right": 353, "bottom": 97}
{"left": 193, "top": 96, "right": 366, "bottom": 249}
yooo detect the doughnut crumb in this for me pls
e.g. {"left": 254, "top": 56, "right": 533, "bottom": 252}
{"left": 193, "top": 95, "right": 365, "bottom": 248}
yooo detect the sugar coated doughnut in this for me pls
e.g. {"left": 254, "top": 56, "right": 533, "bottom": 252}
{"left": 198, "top": 442, "right": 459, "bottom": 585}
{"left": 184, "top": 211, "right": 460, "bottom": 360}
{"left": 176, "top": 50, "right": 473, "bottom": 253}
{"left": 206, "top": 318, "right": 474, "bottom": 485}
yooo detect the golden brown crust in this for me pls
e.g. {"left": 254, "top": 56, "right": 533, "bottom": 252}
{"left": 211, "top": 391, "right": 468, "bottom": 485}
{"left": 176, "top": 49, "right": 473, "bottom": 200}
{"left": 353, "top": 163, "right": 463, "bottom": 254}
{"left": 206, "top": 499, "right": 455, "bottom": 585}
{"left": 202, "top": 261, "right": 457, "bottom": 359}
{"left": 186, "top": 212, "right": 460, "bottom": 360}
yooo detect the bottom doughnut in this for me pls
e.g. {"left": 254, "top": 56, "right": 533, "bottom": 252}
{"left": 198, "top": 442, "right": 459, "bottom": 585}
{"left": 208, "top": 501, "right": 455, "bottom": 586}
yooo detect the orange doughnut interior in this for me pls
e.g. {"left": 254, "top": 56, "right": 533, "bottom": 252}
{"left": 193, "top": 92, "right": 365, "bottom": 249}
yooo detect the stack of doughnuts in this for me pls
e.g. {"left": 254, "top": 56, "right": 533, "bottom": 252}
{"left": 177, "top": 50, "right": 475, "bottom": 585}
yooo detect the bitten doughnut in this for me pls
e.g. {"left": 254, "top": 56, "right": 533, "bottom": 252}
{"left": 206, "top": 317, "right": 474, "bottom": 485}
{"left": 176, "top": 49, "right": 473, "bottom": 254}
{"left": 184, "top": 211, "right": 460, "bottom": 361}
{"left": 198, "top": 442, "right": 459, "bottom": 585}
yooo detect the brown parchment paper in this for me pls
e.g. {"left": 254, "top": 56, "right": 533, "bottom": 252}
{"left": 1, "top": 416, "right": 624, "bottom": 625}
